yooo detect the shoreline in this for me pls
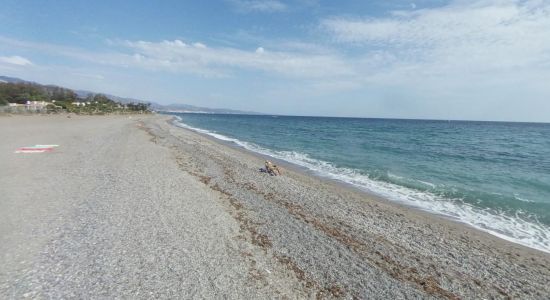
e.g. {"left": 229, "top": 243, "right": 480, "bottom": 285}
{"left": 2, "top": 114, "right": 549, "bottom": 298}
{"left": 147, "top": 115, "right": 549, "bottom": 298}
{"left": 168, "top": 115, "right": 549, "bottom": 255}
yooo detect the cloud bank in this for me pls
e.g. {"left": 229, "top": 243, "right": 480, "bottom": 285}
{"left": 0, "top": 55, "right": 33, "bottom": 66}
{"left": 119, "top": 39, "right": 354, "bottom": 78}
{"left": 321, "top": 0, "right": 550, "bottom": 77}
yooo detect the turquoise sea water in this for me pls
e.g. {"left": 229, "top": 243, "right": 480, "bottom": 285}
{"left": 171, "top": 113, "right": 550, "bottom": 252}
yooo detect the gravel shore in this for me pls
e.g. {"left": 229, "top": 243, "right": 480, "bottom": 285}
{"left": 1, "top": 114, "right": 549, "bottom": 299}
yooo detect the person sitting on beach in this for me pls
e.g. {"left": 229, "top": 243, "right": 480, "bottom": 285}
{"left": 265, "top": 160, "right": 282, "bottom": 176}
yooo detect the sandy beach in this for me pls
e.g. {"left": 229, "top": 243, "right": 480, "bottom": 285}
{"left": 1, "top": 114, "right": 549, "bottom": 299}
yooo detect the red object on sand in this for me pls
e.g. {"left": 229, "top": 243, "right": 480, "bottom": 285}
{"left": 17, "top": 148, "right": 53, "bottom": 151}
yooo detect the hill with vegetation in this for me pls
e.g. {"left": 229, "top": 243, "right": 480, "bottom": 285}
{"left": 0, "top": 76, "right": 260, "bottom": 115}
{"left": 0, "top": 78, "right": 151, "bottom": 114}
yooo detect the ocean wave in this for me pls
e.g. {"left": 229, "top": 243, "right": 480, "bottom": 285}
{"left": 514, "top": 194, "right": 535, "bottom": 203}
{"left": 173, "top": 117, "right": 550, "bottom": 253}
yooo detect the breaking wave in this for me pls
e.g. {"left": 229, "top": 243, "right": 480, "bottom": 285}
{"left": 173, "top": 116, "right": 550, "bottom": 253}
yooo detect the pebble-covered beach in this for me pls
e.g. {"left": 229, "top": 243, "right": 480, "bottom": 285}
{"left": 1, "top": 114, "right": 549, "bottom": 299}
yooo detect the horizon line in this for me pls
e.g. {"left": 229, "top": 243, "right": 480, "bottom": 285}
{"left": 162, "top": 111, "right": 550, "bottom": 125}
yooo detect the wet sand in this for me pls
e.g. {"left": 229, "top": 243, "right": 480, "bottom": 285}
{"left": 1, "top": 114, "right": 549, "bottom": 299}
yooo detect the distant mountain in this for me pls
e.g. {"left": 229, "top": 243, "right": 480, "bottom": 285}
{"left": 76, "top": 90, "right": 259, "bottom": 114}
{"left": 74, "top": 89, "right": 151, "bottom": 106}
{"left": 0, "top": 75, "right": 32, "bottom": 84}
{"left": 0, "top": 75, "right": 261, "bottom": 114}
{"left": 159, "top": 103, "right": 259, "bottom": 115}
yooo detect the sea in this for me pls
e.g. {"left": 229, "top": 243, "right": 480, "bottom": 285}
{"left": 170, "top": 113, "right": 550, "bottom": 253}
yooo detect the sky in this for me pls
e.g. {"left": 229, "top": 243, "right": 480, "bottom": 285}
{"left": 1, "top": 0, "right": 549, "bottom": 122}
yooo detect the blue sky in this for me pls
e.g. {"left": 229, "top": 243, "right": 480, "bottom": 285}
{"left": 1, "top": 0, "right": 549, "bottom": 122}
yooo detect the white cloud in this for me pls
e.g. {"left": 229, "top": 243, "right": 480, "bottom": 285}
{"left": 314, "top": 0, "right": 550, "bottom": 121}
{"left": 322, "top": 0, "right": 550, "bottom": 73}
{"left": 319, "top": 0, "right": 550, "bottom": 98}
{"left": 119, "top": 39, "right": 354, "bottom": 78}
{"left": 0, "top": 36, "right": 130, "bottom": 66}
{"left": 226, "top": 0, "right": 287, "bottom": 13}
{"left": 0, "top": 36, "right": 354, "bottom": 80}
{"left": 193, "top": 42, "right": 207, "bottom": 49}
{"left": 0, "top": 55, "right": 33, "bottom": 66}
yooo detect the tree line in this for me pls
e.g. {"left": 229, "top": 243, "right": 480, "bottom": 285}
{"left": 0, "top": 82, "right": 151, "bottom": 113}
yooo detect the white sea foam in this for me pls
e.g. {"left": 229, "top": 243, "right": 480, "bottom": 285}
{"left": 514, "top": 194, "right": 535, "bottom": 203}
{"left": 173, "top": 117, "right": 550, "bottom": 253}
